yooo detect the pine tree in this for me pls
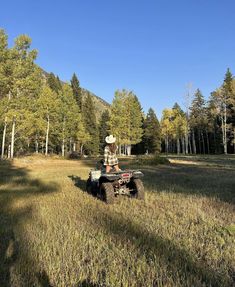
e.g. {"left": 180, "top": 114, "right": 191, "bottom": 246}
{"left": 189, "top": 89, "right": 207, "bottom": 154}
{"left": 47, "top": 73, "right": 61, "bottom": 94}
{"left": 223, "top": 68, "right": 234, "bottom": 153}
{"left": 82, "top": 93, "right": 99, "bottom": 155}
{"left": 207, "top": 97, "right": 222, "bottom": 154}
{"left": 99, "top": 110, "right": 110, "bottom": 153}
{"left": 143, "top": 108, "right": 161, "bottom": 154}
{"left": 71, "top": 73, "right": 82, "bottom": 110}
{"left": 172, "top": 104, "right": 187, "bottom": 154}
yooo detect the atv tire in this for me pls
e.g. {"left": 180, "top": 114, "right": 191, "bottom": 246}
{"left": 131, "top": 179, "right": 145, "bottom": 200}
{"left": 101, "top": 182, "right": 115, "bottom": 204}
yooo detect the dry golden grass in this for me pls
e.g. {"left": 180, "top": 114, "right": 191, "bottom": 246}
{"left": 0, "top": 155, "right": 235, "bottom": 286}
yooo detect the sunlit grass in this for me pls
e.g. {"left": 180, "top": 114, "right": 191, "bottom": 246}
{"left": 0, "top": 156, "right": 234, "bottom": 286}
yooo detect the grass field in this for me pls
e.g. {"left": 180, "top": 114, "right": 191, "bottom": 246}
{"left": 0, "top": 155, "right": 235, "bottom": 287}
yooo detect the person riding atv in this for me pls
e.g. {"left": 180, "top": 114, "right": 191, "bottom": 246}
{"left": 103, "top": 135, "right": 120, "bottom": 173}
{"left": 86, "top": 135, "right": 145, "bottom": 203}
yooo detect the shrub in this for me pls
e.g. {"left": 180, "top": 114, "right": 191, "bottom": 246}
{"left": 67, "top": 151, "right": 81, "bottom": 159}
{"left": 135, "top": 154, "right": 170, "bottom": 165}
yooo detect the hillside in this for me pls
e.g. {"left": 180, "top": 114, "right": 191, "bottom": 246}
{"left": 41, "top": 69, "right": 110, "bottom": 120}
{"left": 81, "top": 88, "right": 110, "bottom": 121}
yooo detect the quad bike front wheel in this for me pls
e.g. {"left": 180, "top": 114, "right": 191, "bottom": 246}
{"left": 130, "top": 179, "right": 145, "bottom": 200}
{"left": 100, "top": 182, "right": 115, "bottom": 204}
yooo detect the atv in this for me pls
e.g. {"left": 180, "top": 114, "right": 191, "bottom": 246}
{"left": 86, "top": 163, "right": 145, "bottom": 204}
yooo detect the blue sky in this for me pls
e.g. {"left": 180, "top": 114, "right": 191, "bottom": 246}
{"left": 1, "top": 0, "right": 235, "bottom": 118}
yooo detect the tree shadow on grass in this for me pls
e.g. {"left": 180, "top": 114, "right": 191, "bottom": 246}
{"left": 128, "top": 163, "right": 235, "bottom": 205}
{"left": 89, "top": 208, "right": 234, "bottom": 287}
{"left": 68, "top": 175, "right": 87, "bottom": 191}
{"left": 0, "top": 160, "right": 59, "bottom": 287}
{"left": 36, "top": 270, "right": 53, "bottom": 287}
{"left": 76, "top": 280, "right": 100, "bottom": 287}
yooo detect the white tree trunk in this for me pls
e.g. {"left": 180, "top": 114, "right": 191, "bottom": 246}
{"left": 126, "top": 145, "right": 131, "bottom": 156}
{"left": 177, "top": 138, "right": 180, "bottom": 154}
{"left": 10, "top": 116, "right": 16, "bottom": 159}
{"left": 73, "top": 142, "right": 76, "bottom": 152}
{"left": 62, "top": 118, "right": 65, "bottom": 157}
{"left": 62, "top": 139, "right": 65, "bottom": 157}
{"left": 185, "top": 133, "right": 188, "bottom": 154}
{"left": 1, "top": 118, "right": 7, "bottom": 159}
{"left": 35, "top": 139, "right": 39, "bottom": 154}
{"left": 45, "top": 115, "right": 50, "bottom": 156}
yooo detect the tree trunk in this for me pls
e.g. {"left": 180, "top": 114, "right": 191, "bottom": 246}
{"left": 206, "top": 130, "right": 210, "bottom": 154}
{"left": 62, "top": 117, "right": 65, "bottom": 157}
{"left": 182, "top": 137, "right": 185, "bottom": 154}
{"left": 73, "top": 142, "right": 76, "bottom": 152}
{"left": 234, "top": 128, "right": 235, "bottom": 154}
{"left": 10, "top": 116, "right": 16, "bottom": 159}
{"left": 188, "top": 133, "right": 192, "bottom": 154}
{"left": 1, "top": 118, "right": 7, "bottom": 159}
{"left": 165, "top": 136, "right": 169, "bottom": 154}
{"left": 80, "top": 144, "right": 84, "bottom": 155}
{"left": 119, "top": 144, "right": 122, "bottom": 156}
{"left": 177, "top": 138, "right": 180, "bottom": 155}
{"left": 35, "top": 137, "right": 39, "bottom": 154}
{"left": 127, "top": 145, "right": 131, "bottom": 156}
{"left": 198, "top": 130, "right": 201, "bottom": 154}
{"left": 62, "top": 139, "right": 65, "bottom": 157}
{"left": 45, "top": 115, "right": 50, "bottom": 156}
{"left": 224, "top": 106, "right": 227, "bottom": 154}
{"left": 185, "top": 133, "right": 188, "bottom": 154}
{"left": 69, "top": 138, "right": 72, "bottom": 153}
{"left": 192, "top": 130, "right": 196, "bottom": 154}
{"left": 8, "top": 144, "right": 11, "bottom": 158}
{"left": 201, "top": 131, "right": 205, "bottom": 154}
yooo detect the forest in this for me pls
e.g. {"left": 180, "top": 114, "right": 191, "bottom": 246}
{"left": 1, "top": 28, "right": 235, "bottom": 158}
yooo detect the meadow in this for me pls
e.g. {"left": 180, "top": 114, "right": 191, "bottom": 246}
{"left": 0, "top": 155, "right": 234, "bottom": 287}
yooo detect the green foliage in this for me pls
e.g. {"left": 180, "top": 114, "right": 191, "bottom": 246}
{"left": 143, "top": 108, "right": 161, "bottom": 153}
{"left": 0, "top": 29, "right": 89, "bottom": 157}
{"left": 1, "top": 27, "right": 235, "bottom": 157}
{"left": 109, "top": 89, "right": 143, "bottom": 146}
{"left": 99, "top": 110, "right": 110, "bottom": 153}
{"left": 71, "top": 73, "right": 82, "bottom": 109}
{"left": 47, "top": 72, "right": 62, "bottom": 94}
{"left": 82, "top": 93, "right": 99, "bottom": 155}
{"left": 190, "top": 89, "right": 206, "bottom": 129}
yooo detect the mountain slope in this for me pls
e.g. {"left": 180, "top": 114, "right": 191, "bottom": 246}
{"left": 41, "top": 69, "right": 110, "bottom": 120}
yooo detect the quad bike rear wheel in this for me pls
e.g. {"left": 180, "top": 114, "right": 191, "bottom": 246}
{"left": 100, "top": 182, "right": 115, "bottom": 204}
{"left": 130, "top": 179, "right": 145, "bottom": 200}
